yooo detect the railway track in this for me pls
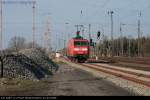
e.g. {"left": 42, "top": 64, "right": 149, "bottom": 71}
{"left": 105, "top": 57, "right": 150, "bottom": 65}
{"left": 90, "top": 63, "right": 150, "bottom": 78}
{"left": 62, "top": 57, "right": 150, "bottom": 87}
{"left": 79, "top": 63, "right": 150, "bottom": 87}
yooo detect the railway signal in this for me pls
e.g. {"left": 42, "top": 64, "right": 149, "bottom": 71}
{"left": 97, "top": 31, "right": 101, "bottom": 40}
{"left": 90, "top": 39, "right": 93, "bottom": 46}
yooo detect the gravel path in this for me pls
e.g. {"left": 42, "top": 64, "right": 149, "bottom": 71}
{"left": 44, "top": 64, "right": 131, "bottom": 96}
{"left": 0, "top": 63, "right": 131, "bottom": 96}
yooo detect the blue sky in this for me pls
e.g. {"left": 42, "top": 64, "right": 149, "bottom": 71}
{"left": 2, "top": 0, "right": 150, "bottom": 50}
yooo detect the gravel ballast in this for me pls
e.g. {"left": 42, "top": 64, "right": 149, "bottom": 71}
{"left": 0, "top": 49, "right": 59, "bottom": 80}
{"left": 61, "top": 58, "right": 150, "bottom": 96}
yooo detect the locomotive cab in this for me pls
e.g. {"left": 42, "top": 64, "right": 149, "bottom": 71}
{"left": 67, "top": 31, "right": 90, "bottom": 62}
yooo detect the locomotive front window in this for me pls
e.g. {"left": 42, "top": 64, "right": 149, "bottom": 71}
{"left": 74, "top": 41, "right": 88, "bottom": 46}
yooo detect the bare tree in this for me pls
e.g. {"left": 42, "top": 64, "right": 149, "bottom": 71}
{"left": 0, "top": 54, "right": 4, "bottom": 78}
{"left": 143, "top": 37, "right": 150, "bottom": 57}
{"left": 8, "top": 36, "right": 26, "bottom": 52}
{"left": 25, "top": 41, "right": 41, "bottom": 49}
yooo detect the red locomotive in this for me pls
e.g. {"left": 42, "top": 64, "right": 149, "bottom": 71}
{"left": 67, "top": 31, "right": 90, "bottom": 62}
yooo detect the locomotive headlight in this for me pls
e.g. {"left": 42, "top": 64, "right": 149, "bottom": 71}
{"left": 74, "top": 48, "right": 80, "bottom": 51}
{"left": 82, "top": 48, "right": 88, "bottom": 51}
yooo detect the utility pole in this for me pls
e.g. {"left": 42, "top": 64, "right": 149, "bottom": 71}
{"left": 108, "top": 11, "right": 114, "bottom": 57}
{"left": 138, "top": 11, "right": 141, "bottom": 57}
{"left": 32, "top": 0, "right": 36, "bottom": 48}
{"left": 46, "top": 16, "right": 51, "bottom": 53}
{"left": 64, "top": 22, "right": 69, "bottom": 56}
{"left": 58, "top": 37, "right": 61, "bottom": 53}
{"left": 64, "top": 38, "right": 66, "bottom": 56}
{"left": 81, "top": 26, "right": 85, "bottom": 37}
{"left": 141, "top": 32, "right": 144, "bottom": 57}
{"left": 0, "top": 0, "right": 3, "bottom": 78}
{"left": 89, "top": 24, "right": 94, "bottom": 57}
{"left": 44, "top": 15, "right": 52, "bottom": 53}
{"left": 128, "top": 35, "right": 131, "bottom": 57}
{"left": 120, "top": 23, "right": 126, "bottom": 56}
{"left": 80, "top": 10, "right": 84, "bottom": 37}
{"left": 0, "top": 1, "right": 37, "bottom": 49}
{"left": 0, "top": 0, "right": 3, "bottom": 51}
{"left": 65, "top": 22, "right": 69, "bottom": 46}
{"left": 89, "top": 24, "right": 91, "bottom": 42}
{"left": 120, "top": 23, "right": 122, "bottom": 56}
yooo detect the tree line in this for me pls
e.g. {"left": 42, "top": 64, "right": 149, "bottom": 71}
{"left": 94, "top": 36, "right": 150, "bottom": 57}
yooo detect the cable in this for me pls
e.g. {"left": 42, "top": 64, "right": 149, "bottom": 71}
{"left": 119, "top": 0, "right": 150, "bottom": 21}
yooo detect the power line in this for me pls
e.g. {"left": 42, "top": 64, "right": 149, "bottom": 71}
{"left": 77, "top": 0, "right": 111, "bottom": 24}
{"left": 88, "top": 0, "right": 111, "bottom": 18}
{"left": 2, "top": 0, "right": 35, "bottom": 4}
{"left": 0, "top": 0, "right": 37, "bottom": 49}
{"left": 78, "top": 0, "right": 109, "bottom": 8}
{"left": 120, "top": 1, "right": 150, "bottom": 21}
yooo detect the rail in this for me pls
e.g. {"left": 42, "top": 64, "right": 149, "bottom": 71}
{"left": 62, "top": 57, "right": 150, "bottom": 87}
